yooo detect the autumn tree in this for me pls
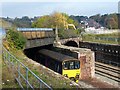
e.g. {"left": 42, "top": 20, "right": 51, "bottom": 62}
{"left": 32, "top": 12, "right": 78, "bottom": 29}
{"left": 32, "top": 12, "right": 79, "bottom": 38}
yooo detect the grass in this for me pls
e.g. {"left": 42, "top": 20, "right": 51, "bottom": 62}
{"left": 1, "top": 38, "right": 19, "bottom": 88}
{"left": 82, "top": 32, "right": 120, "bottom": 45}
{"left": 2, "top": 59, "right": 20, "bottom": 88}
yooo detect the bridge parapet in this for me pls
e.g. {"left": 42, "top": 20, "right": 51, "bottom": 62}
{"left": 17, "top": 28, "right": 55, "bottom": 49}
{"left": 17, "top": 28, "right": 55, "bottom": 39}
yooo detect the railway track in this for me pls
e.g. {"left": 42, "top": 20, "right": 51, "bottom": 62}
{"left": 95, "top": 62, "right": 120, "bottom": 83}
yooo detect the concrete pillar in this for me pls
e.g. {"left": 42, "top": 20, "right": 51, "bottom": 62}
{"left": 78, "top": 51, "right": 95, "bottom": 80}
{"left": 55, "top": 26, "right": 59, "bottom": 41}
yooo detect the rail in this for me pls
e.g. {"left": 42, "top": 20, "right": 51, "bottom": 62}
{"left": 95, "top": 62, "right": 120, "bottom": 83}
{"left": 2, "top": 46, "right": 52, "bottom": 90}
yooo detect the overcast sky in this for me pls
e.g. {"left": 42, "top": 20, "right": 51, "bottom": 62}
{"left": 1, "top": 0, "right": 120, "bottom": 18}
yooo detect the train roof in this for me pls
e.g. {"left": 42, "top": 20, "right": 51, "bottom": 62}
{"left": 38, "top": 49, "right": 78, "bottom": 62}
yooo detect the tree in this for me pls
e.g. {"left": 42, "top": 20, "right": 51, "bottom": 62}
{"left": 32, "top": 12, "right": 78, "bottom": 29}
{"left": 32, "top": 15, "right": 51, "bottom": 28}
{"left": 105, "top": 14, "right": 118, "bottom": 29}
{"left": 90, "top": 13, "right": 119, "bottom": 29}
{"left": 89, "top": 14, "right": 101, "bottom": 23}
{"left": 14, "top": 16, "right": 32, "bottom": 28}
{"left": 32, "top": 12, "right": 79, "bottom": 38}
{"left": 50, "top": 12, "right": 68, "bottom": 29}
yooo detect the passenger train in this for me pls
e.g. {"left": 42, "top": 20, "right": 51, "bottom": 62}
{"left": 36, "top": 49, "right": 80, "bottom": 82}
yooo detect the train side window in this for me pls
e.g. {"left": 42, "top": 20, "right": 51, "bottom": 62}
{"left": 69, "top": 62, "right": 74, "bottom": 69}
{"left": 63, "top": 62, "right": 69, "bottom": 70}
{"left": 75, "top": 61, "right": 80, "bottom": 69}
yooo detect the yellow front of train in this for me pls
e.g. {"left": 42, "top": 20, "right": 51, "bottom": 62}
{"left": 62, "top": 59, "right": 80, "bottom": 82}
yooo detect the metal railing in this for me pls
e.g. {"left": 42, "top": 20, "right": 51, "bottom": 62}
{"left": 2, "top": 46, "right": 52, "bottom": 90}
{"left": 17, "top": 28, "right": 53, "bottom": 31}
{"left": 95, "top": 37, "right": 120, "bottom": 42}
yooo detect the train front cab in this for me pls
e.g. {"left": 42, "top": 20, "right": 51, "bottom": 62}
{"left": 62, "top": 59, "right": 80, "bottom": 82}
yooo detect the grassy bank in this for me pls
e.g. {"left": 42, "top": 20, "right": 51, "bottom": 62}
{"left": 82, "top": 32, "right": 120, "bottom": 45}
{"left": 2, "top": 59, "right": 20, "bottom": 88}
{"left": 2, "top": 40, "right": 79, "bottom": 89}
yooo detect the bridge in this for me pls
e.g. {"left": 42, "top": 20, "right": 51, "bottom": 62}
{"left": 17, "top": 28, "right": 56, "bottom": 49}
{"left": 17, "top": 28, "right": 80, "bottom": 49}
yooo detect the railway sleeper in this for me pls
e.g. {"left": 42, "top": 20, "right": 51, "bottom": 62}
{"left": 95, "top": 71, "right": 120, "bottom": 83}
{"left": 95, "top": 71, "right": 120, "bottom": 82}
{"left": 95, "top": 67, "right": 120, "bottom": 79}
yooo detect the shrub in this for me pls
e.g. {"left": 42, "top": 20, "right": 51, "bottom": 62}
{"left": 58, "top": 29, "right": 79, "bottom": 39}
{"left": 6, "top": 29, "right": 26, "bottom": 50}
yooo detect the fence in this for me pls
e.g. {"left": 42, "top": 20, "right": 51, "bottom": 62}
{"left": 2, "top": 46, "right": 52, "bottom": 90}
{"left": 95, "top": 37, "right": 120, "bottom": 42}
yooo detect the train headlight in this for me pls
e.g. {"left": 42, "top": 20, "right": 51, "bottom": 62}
{"left": 64, "top": 74, "right": 68, "bottom": 77}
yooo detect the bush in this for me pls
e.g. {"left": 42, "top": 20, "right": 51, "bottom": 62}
{"left": 58, "top": 29, "right": 79, "bottom": 39}
{"left": 6, "top": 29, "right": 27, "bottom": 50}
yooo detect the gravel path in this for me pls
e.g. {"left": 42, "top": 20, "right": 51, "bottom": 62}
{"left": 78, "top": 74, "right": 120, "bottom": 89}
{"left": 95, "top": 73, "right": 120, "bottom": 88}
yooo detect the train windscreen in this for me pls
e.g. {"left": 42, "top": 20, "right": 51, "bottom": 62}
{"left": 63, "top": 60, "right": 80, "bottom": 70}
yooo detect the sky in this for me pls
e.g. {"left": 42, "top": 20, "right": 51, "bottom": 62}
{"left": 0, "top": 0, "right": 120, "bottom": 18}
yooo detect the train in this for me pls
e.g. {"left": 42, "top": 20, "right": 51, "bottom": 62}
{"left": 36, "top": 49, "right": 80, "bottom": 82}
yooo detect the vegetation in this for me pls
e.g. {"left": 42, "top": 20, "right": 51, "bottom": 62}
{"left": 2, "top": 13, "right": 120, "bottom": 29}
{"left": 58, "top": 29, "right": 79, "bottom": 39}
{"left": 82, "top": 32, "right": 120, "bottom": 44}
{"left": 70, "top": 13, "right": 120, "bottom": 29}
{"left": 6, "top": 29, "right": 26, "bottom": 50}
{"left": 32, "top": 12, "right": 78, "bottom": 29}
{"left": 14, "top": 16, "right": 32, "bottom": 28}
{"left": 2, "top": 16, "right": 32, "bottom": 28}
{"left": 0, "top": 18, "right": 13, "bottom": 29}
{"left": 2, "top": 59, "right": 20, "bottom": 88}
{"left": 70, "top": 15, "right": 88, "bottom": 23}
{"left": 89, "top": 13, "right": 119, "bottom": 29}
{"left": 32, "top": 12, "right": 80, "bottom": 38}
